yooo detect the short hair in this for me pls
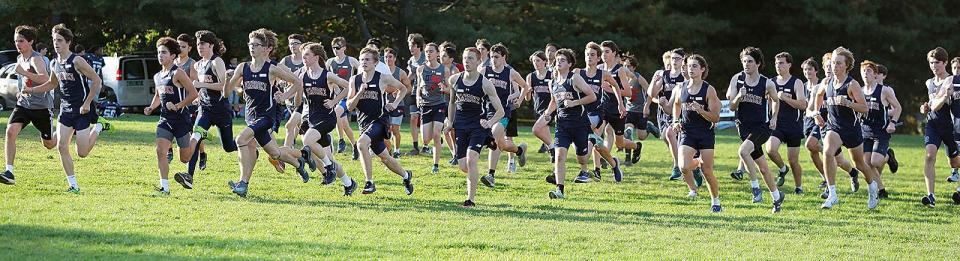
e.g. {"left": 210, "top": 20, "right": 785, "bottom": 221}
{"left": 383, "top": 47, "right": 397, "bottom": 57}
{"left": 359, "top": 47, "right": 379, "bottom": 62}
{"left": 15, "top": 25, "right": 38, "bottom": 43}
{"left": 876, "top": 64, "right": 888, "bottom": 76}
{"left": 288, "top": 34, "right": 306, "bottom": 43}
{"left": 670, "top": 48, "right": 685, "bottom": 57}
{"left": 529, "top": 50, "right": 547, "bottom": 63}
{"left": 52, "top": 23, "right": 75, "bottom": 43}
{"left": 686, "top": 54, "right": 709, "bottom": 79}
{"left": 425, "top": 42, "right": 439, "bottom": 52}
{"left": 860, "top": 60, "right": 878, "bottom": 73}
{"left": 490, "top": 43, "right": 508, "bottom": 57}
{"left": 176, "top": 33, "right": 194, "bottom": 48}
{"left": 248, "top": 28, "right": 278, "bottom": 51}
{"left": 195, "top": 30, "right": 227, "bottom": 55}
{"left": 832, "top": 46, "right": 855, "bottom": 72}
{"left": 952, "top": 57, "right": 960, "bottom": 65}
{"left": 621, "top": 52, "right": 638, "bottom": 67}
{"left": 929, "top": 47, "right": 948, "bottom": 63}
{"left": 821, "top": 52, "right": 832, "bottom": 67}
{"left": 443, "top": 46, "right": 457, "bottom": 60}
{"left": 802, "top": 57, "right": 819, "bottom": 72}
{"left": 74, "top": 44, "right": 85, "bottom": 53}
{"left": 774, "top": 52, "right": 792, "bottom": 64}
{"left": 331, "top": 37, "right": 346, "bottom": 48}
{"left": 156, "top": 37, "right": 181, "bottom": 56}
{"left": 600, "top": 40, "right": 620, "bottom": 56}
{"left": 545, "top": 43, "right": 559, "bottom": 50}
{"left": 365, "top": 37, "right": 382, "bottom": 49}
{"left": 440, "top": 41, "right": 456, "bottom": 51}
{"left": 586, "top": 42, "right": 602, "bottom": 56}
{"left": 35, "top": 42, "right": 47, "bottom": 51}
{"left": 407, "top": 33, "right": 425, "bottom": 49}
{"left": 303, "top": 42, "right": 327, "bottom": 62}
{"left": 661, "top": 51, "right": 672, "bottom": 66}
{"left": 464, "top": 47, "right": 481, "bottom": 59}
{"left": 556, "top": 48, "right": 577, "bottom": 67}
{"left": 475, "top": 38, "right": 491, "bottom": 50}
{"left": 740, "top": 46, "right": 764, "bottom": 69}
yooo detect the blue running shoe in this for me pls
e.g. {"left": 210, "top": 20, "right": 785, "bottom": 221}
{"left": 752, "top": 187, "right": 763, "bottom": 203}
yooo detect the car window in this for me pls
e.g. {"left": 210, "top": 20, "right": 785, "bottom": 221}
{"left": 122, "top": 59, "right": 145, "bottom": 80}
{"left": 145, "top": 59, "right": 161, "bottom": 79}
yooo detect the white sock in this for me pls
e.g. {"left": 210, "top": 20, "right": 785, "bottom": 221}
{"left": 796, "top": 186, "right": 802, "bottom": 190}
{"left": 93, "top": 123, "right": 104, "bottom": 133}
{"left": 750, "top": 180, "right": 760, "bottom": 188}
{"left": 160, "top": 179, "right": 169, "bottom": 191}
{"left": 403, "top": 172, "right": 410, "bottom": 179}
{"left": 771, "top": 190, "right": 781, "bottom": 201}
{"left": 828, "top": 185, "right": 837, "bottom": 197}
{"left": 780, "top": 166, "right": 787, "bottom": 172}
{"left": 322, "top": 156, "right": 332, "bottom": 166}
{"left": 711, "top": 197, "right": 720, "bottom": 205}
{"left": 191, "top": 132, "right": 202, "bottom": 141}
{"left": 868, "top": 181, "right": 878, "bottom": 192}
{"left": 342, "top": 175, "right": 353, "bottom": 187}
{"left": 5, "top": 165, "right": 12, "bottom": 172}
{"left": 66, "top": 175, "right": 78, "bottom": 188}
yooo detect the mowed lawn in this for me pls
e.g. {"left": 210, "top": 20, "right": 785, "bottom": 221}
{"left": 1, "top": 112, "right": 959, "bottom": 259}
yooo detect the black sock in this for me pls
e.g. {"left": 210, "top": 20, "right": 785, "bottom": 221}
{"left": 489, "top": 169, "right": 496, "bottom": 178}
{"left": 433, "top": 163, "right": 438, "bottom": 169}
{"left": 414, "top": 142, "right": 420, "bottom": 151}
{"left": 558, "top": 184, "right": 565, "bottom": 194}
{"left": 595, "top": 167, "right": 600, "bottom": 172}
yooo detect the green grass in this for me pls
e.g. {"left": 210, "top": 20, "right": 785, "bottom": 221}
{"left": 1, "top": 112, "right": 959, "bottom": 259}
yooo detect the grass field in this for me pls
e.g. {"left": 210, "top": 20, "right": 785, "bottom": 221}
{"left": 1, "top": 112, "right": 959, "bottom": 259}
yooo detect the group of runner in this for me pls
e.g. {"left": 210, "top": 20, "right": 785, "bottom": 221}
{"left": 7, "top": 24, "right": 960, "bottom": 213}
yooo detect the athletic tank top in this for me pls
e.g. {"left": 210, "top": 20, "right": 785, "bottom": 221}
{"left": 241, "top": 62, "right": 274, "bottom": 122}
{"left": 302, "top": 69, "right": 335, "bottom": 126}
{"left": 862, "top": 83, "right": 887, "bottom": 129}
{"left": 484, "top": 66, "right": 513, "bottom": 113}
{"left": 680, "top": 81, "right": 714, "bottom": 133}
{"left": 926, "top": 76, "right": 954, "bottom": 127}
{"left": 176, "top": 57, "right": 195, "bottom": 78}
{"left": 580, "top": 68, "right": 603, "bottom": 111}
{"left": 329, "top": 56, "right": 355, "bottom": 80}
{"left": 529, "top": 70, "right": 552, "bottom": 114}
{"left": 154, "top": 65, "right": 189, "bottom": 121}
{"left": 734, "top": 73, "right": 769, "bottom": 124}
{"left": 774, "top": 76, "right": 802, "bottom": 128}
{"left": 453, "top": 74, "right": 487, "bottom": 129}
{"left": 195, "top": 55, "right": 229, "bottom": 109}
{"left": 407, "top": 52, "right": 426, "bottom": 88}
{"left": 657, "top": 69, "right": 685, "bottom": 120}
{"left": 351, "top": 72, "right": 387, "bottom": 127}
{"left": 949, "top": 76, "right": 960, "bottom": 120}
{"left": 627, "top": 72, "right": 646, "bottom": 113}
{"left": 17, "top": 51, "right": 54, "bottom": 109}
{"left": 825, "top": 76, "right": 860, "bottom": 132}
{"left": 52, "top": 54, "right": 89, "bottom": 113}
{"left": 603, "top": 64, "right": 624, "bottom": 110}
{"left": 554, "top": 71, "right": 588, "bottom": 127}
{"left": 418, "top": 63, "right": 447, "bottom": 107}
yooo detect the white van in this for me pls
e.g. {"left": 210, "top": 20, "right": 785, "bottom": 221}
{"left": 100, "top": 54, "right": 160, "bottom": 108}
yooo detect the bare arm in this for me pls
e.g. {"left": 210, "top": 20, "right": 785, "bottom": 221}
{"left": 173, "top": 68, "right": 199, "bottom": 110}
{"left": 766, "top": 80, "right": 780, "bottom": 124}
{"left": 509, "top": 69, "right": 529, "bottom": 107}
{"left": 194, "top": 58, "right": 228, "bottom": 91}
{"left": 727, "top": 74, "right": 742, "bottom": 111}
{"left": 602, "top": 71, "right": 625, "bottom": 112}
{"left": 346, "top": 76, "right": 361, "bottom": 111}
{"left": 482, "top": 78, "right": 505, "bottom": 128}
{"left": 27, "top": 65, "right": 58, "bottom": 93}
{"left": 271, "top": 65, "right": 303, "bottom": 101}
{"left": 73, "top": 58, "right": 101, "bottom": 113}
{"left": 16, "top": 56, "right": 49, "bottom": 84}
{"left": 382, "top": 74, "right": 407, "bottom": 110}
{"left": 845, "top": 80, "right": 868, "bottom": 113}
{"left": 702, "top": 86, "right": 722, "bottom": 123}
{"left": 571, "top": 74, "right": 597, "bottom": 106}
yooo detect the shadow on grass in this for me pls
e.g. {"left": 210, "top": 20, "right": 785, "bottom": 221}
{"left": 0, "top": 223, "right": 393, "bottom": 259}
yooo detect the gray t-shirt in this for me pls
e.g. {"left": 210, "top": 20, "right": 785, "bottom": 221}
{"left": 17, "top": 51, "right": 55, "bottom": 109}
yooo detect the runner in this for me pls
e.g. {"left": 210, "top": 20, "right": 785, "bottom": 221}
{"left": 144, "top": 37, "right": 200, "bottom": 195}
{"left": 766, "top": 52, "right": 807, "bottom": 194}
{"left": 577, "top": 42, "right": 624, "bottom": 183}
{"left": 222, "top": 28, "right": 313, "bottom": 197}
{"left": 347, "top": 47, "right": 414, "bottom": 195}
{"left": 325, "top": 37, "right": 359, "bottom": 157}
{"left": 859, "top": 60, "right": 900, "bottom": 199}
{"left": 673, "top": 54, "right": 724, "bottom": 212}
{"left": 2, "top": 25, "right": 56, "bottom": 185}
{"left": 172, "top": 30, "right": 238, "bottom": 190}
{"left": 917, "top": 47, "right": 960, "bottom": 207}
{"left": 811, "top": 46, "right": 881, "bottom": 209}
{"left": 726, "top": 47, "right": 783, "bottom": 207}
{"left": 415, "top": 43, "right": 452, "bottom": 174}
{"left": 406, "top": 33, "right": 427, "bottom": 156}
{"left": 297, "top": 42, "right": 357, "bottom": 195}
{"left": 23, "top": 24, "right": 109, "bottom": 193}
{"left": 478, "top": 43, "right": 528, "bottom": 186}
{"left": 620, "top": 53, "right": 651, "bottom": 166}
{"left": 648, "top": 49, "right": 685, "bottom": 181}
{"left": 383, "top": 47, "right": 412, "bottom": 159}
{"left": 444, "top": 47, "right": 503, "bottom": 207}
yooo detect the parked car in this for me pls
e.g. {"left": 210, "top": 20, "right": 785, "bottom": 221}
{"left": 100, "top": 54, "right": 160, "bottom": 108}
{"left": 0, "top": 63, "right": 21, "bottom": 110}
{"left": 0, "top": 50, "right": 19, "bottom": 66}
